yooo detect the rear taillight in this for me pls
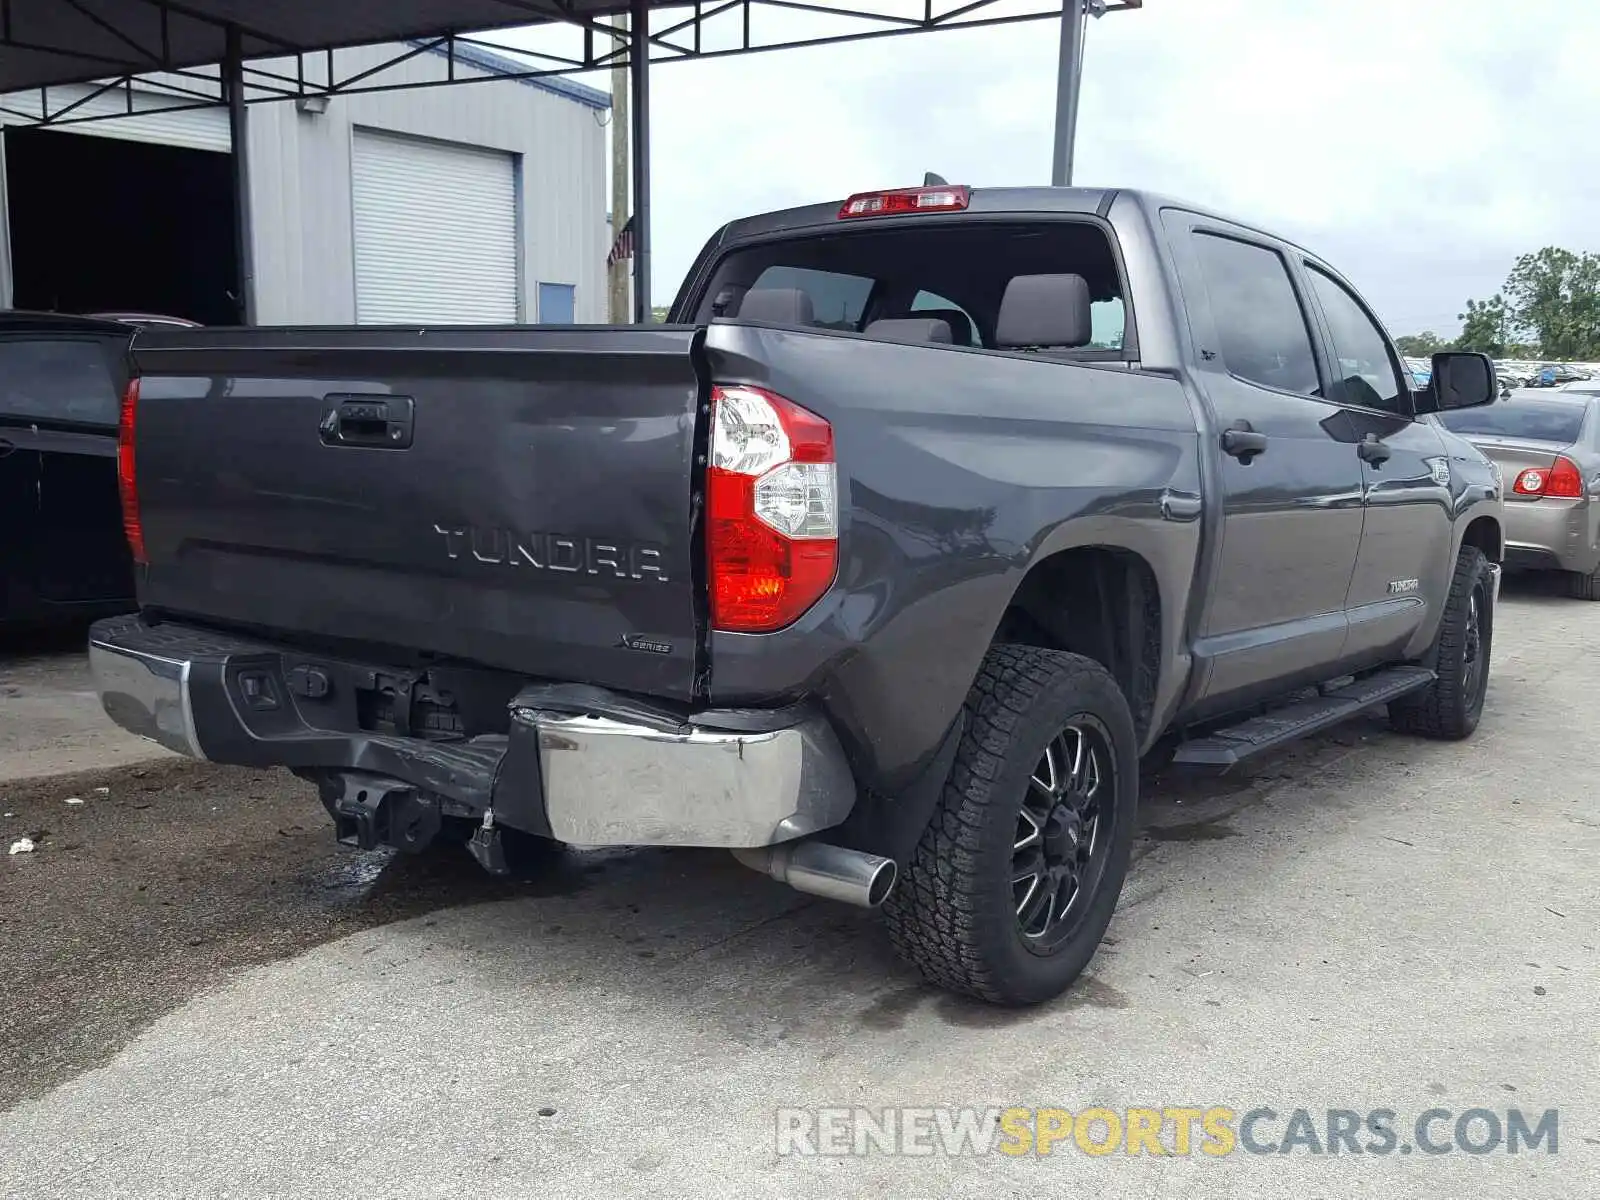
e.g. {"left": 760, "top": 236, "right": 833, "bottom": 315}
{"left": 1513, "top": 455, "right": 1584, "bottom": 499}
{"left": 707, "top": 385, "right": 838, "bottom": 632}
{"left": 117, "top": 378, "right": 145, "bottom": 564}
{"left": 1545, "top": 455, "right": 1584, "bottom": 498}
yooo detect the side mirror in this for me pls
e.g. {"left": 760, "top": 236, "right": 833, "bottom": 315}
{"left": 1416, "top": 351, "right": 1497, "bottom": 414}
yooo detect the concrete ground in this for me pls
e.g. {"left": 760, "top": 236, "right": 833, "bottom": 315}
{"left": 0, "top": 627, "right": 176, "bottom": 782}
{"left": 1, "top": 579, "right": 1597, "bottom": 1199}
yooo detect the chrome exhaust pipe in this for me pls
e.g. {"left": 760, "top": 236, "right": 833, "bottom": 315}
{"left": 733, "top": 840, "right": 897, "bottom": 909}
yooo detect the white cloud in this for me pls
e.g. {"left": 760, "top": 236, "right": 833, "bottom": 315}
{"left": 508, "top": 0, "right": 1600, "bottom": 333}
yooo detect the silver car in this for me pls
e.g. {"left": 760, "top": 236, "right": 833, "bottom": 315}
{"left": 1438, "top": 392, "right": 1600, "bottom": 599}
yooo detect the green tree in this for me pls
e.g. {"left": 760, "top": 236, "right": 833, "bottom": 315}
{"left": 1394, "top": 331, "right": 1452, "bottom": 356}
{"left": 1456, "top": 294, "right": 1511, "bottom": 357}
{"left": 1501, "top": 247, "right": 1600, "bottom": 359}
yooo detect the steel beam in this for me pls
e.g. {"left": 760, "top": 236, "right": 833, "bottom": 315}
{"left": 225, "top": 25, "right": 256, "bottom": 324}
{"left": 629, "top": 0, "right": 651, "bottom": 322}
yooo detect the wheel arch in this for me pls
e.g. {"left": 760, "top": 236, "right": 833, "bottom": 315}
{"left": 992, "top": 543, "right": 1164, "bottom": 744}
{"left": 1460, "top": 513, "right": 1503, "bottom": 564}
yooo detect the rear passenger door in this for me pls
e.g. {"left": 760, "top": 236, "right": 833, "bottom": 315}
{"left": 1166, "top": 218, "right": 1366, "bottom": 714}
{"left": 1301, "top": 262, "right": 1454, "bottom": 663}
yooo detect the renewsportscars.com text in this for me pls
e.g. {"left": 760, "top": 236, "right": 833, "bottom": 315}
{"left": 775, "top": 1105, "right": 1560, "bottom": 1158}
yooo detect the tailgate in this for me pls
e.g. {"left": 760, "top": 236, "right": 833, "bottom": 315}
{"left": 132, "top": 325, "right": 708, "bottom": 702}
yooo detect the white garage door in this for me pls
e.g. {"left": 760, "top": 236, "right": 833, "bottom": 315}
{"left": 0, "top": 83, "right": 231, "bottom": 153}
{"left": 351, "top": 129, "right": 519, "bottom": 324}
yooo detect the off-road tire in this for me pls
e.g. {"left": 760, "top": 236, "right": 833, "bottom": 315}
{"left": 1389, "top": 546, "right": 1493, "bottom": 739}
{"left": 1566, "top": 566, "right": 1600, "bottom": 601}
{"left": 882, "top": 645, "right": 1138, "bottom": 1006}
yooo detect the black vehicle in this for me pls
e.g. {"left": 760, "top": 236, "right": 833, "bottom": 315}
{"left": 0, "top": 312, "right": 137, "bottom": 626}
{"left": 89, "top": 185, "right": 1505, "bottom": 1005}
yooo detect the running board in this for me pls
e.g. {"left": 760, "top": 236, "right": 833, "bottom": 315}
{"left": 1173, "top": 666, "right": 1436, "bottom": 767}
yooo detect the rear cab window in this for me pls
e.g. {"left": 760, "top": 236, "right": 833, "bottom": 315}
{"left": 695, "top": 219, "right": 1133, "bottom": 358}
{"left": 0, "top": 338, "right": 122, "bottom": 426}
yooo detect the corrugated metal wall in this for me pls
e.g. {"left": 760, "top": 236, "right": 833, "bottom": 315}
{"left": 246, "top": 43, "right": 608, "bottom": 325}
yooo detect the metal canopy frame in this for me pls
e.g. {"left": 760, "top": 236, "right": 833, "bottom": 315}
{"left": 0, "top": 0, "right": 1140, "bottom": 322}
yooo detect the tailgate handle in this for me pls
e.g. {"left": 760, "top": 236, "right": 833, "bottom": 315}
{"left": 319, "top": 395, "right": 414, "bottom": 449}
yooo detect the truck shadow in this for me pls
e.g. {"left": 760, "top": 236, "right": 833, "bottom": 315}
{"left": 336, "top": 711, "right": 1395, "bottom": 1039}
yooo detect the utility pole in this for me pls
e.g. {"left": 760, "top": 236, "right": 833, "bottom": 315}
{"left": 608, "top": 16, "right": 630, "bottom": 323}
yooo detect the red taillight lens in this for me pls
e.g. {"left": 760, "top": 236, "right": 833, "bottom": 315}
{"left": 1513, "top": 456, "right": 1583, "bottom": 499}
{"left": 707, "top": 385, "right": 838, "bottom": 632}
{"left": 1545, "top": 455, "right": 1584, "bottom": 498}
{"left": 117, "top": 378, "right": 145, "bottom": 564}
{"left": 838, "top": 184, "right": 970, "bottom": 219}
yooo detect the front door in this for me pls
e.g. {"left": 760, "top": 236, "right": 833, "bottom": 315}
{"left": 1169, "top": 222, "right": 1366, "bottom": 715}
{"left": 1302, "top": 263, "right": 1455, "bottom": 663}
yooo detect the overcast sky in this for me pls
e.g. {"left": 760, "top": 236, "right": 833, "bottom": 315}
{"left": 509, "top": 0, "right": 1597, "bottom": 334}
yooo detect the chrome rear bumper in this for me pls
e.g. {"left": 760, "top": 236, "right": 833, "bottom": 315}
{"left": 522, "top": 707, "right": 856, "bottom": 848}
{"left": 89, "top": 637, "right": 204, "bottom": 759}
{"left": 87, "top": 615, "right": 857, "bottom": 849}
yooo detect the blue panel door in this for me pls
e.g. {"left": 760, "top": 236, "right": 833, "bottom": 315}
{"left": 538, "top": 282, "right": 576, "bottom": 324}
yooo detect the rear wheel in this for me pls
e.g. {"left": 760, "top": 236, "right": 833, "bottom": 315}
{"left": 882, "top": 645, "right": 1138, "bottom": 1006}
{"left": 1389, "top": 546, "right": 1493, "bottom": 739}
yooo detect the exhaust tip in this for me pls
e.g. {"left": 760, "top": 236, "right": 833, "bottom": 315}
{"left": 864, "top": 857, "right": 897, "bottom": 908}
{"left": 733, "top": 840, "right": 898, "bottom": 909}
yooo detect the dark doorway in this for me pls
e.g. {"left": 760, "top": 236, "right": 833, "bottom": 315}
{"left": 4, "top": 127, "right": 238, "bottom": 325}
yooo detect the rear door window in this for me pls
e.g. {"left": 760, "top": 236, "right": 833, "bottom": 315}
{"left": 748, "top": 266, "right": 874, "bottom": 330}
{"left": 0, "top": 339, "right": 121, "bottom": 426}
{"left": 1191, "top": 233, "right": 1321, "bottom": 396}
{"left": 910, "top": 290, "right": 980, "bottom": 345}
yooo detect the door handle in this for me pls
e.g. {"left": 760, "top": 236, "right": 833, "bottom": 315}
{"left": 1357, "top": 433, "right": 1392, "bottom": 466}
{"left": 1219, "top": 420, "right": 1267, "bottom": 463}
{"left": 319, "top": 395, "right": 414, "bottom": 449}
{"left": 0, "top": 438, "right": 14, "bottom": 459}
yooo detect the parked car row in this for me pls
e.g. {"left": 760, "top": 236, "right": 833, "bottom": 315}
{"left": 1495, "top": 361, "right": 1598, "bottom": 390}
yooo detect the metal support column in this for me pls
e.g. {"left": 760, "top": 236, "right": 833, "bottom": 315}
{"left": 225, "top": 25, "right": 256, "bottom": 324}
{"left": 629, "top": 0, "right": 651, "bottom": 323}
{"left": 1050, "top": 0, "right": 1087, "bottom": 187}
{"left": 0, "top": 130, "right": 13, "bottom": 309}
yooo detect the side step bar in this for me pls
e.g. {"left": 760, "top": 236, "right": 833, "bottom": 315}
{"left": 1173, "top": 665, "right": 1436, "bottom": 768}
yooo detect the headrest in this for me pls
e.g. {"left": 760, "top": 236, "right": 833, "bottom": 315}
{"left": 863, "top": 317, "right": 953, "bottom": 345}
{"left": 908, "top": 307, "right": 975, "bottom": 346}
{"left": 995, "top": 273, "right": 1093, "bottom": 349}
{"left": 735, "top": 288, "right": 815, "bottom": 326}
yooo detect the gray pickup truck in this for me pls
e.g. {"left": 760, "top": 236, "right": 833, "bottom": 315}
{"left": 90, "top": 185, "right": 1505, "bottom": 1006}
